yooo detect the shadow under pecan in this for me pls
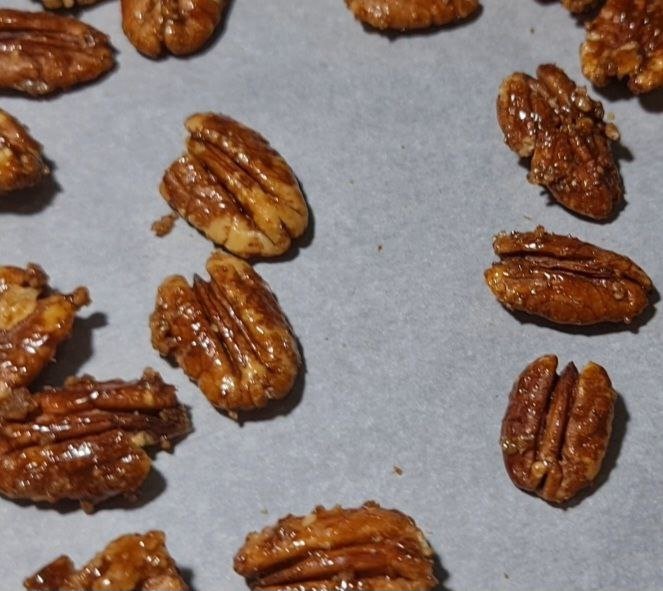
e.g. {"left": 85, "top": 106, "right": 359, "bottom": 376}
{"left": 161, "top": 113, "right": 309, "bottom": 258}
{"left": 0, "top": 110, "right": 48, "bottom": 194}
{"left": 151, "top": 252, "right": 300, "bottom": 417}
{"left": 497, "top": 64, "right": 622, "bottom": 220}
{"left": 484, "top": 226, "right": 653, "bottom": 326}
{"left": 581, "top": 0, "right": 663, "bottom": 94}
{"left": 501, "top": 355, "right": 616, "bottom": 504}
{"left": 0, "top": 369, "right": 190, "bottom": 512}
{"left": 0, "top": 9, "right": 114, "bottom": 96}
{"left": 24, "top": 530, "right": 189, "bottom": 590}
{"left": 234, "top": 502, "right": 438, "bottom": 591}
{"left": 345, "top": 0, "right": 480, "bottom": 30}
{"left": 0, "top": 264, "right": 89, "bottom": 390}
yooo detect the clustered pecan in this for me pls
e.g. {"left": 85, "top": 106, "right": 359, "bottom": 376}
{"left": 0, "top": 9, "right": 114, "bottom": 96}
{"left": 0, "top": 110, "right": 48, "bottom": 194}
{"left": 24, "top": 530, "right": 188, "bottom": 590}
{"left": 484, "top": 226, "right": 653, "bottom": 326}
{"left": 581, "top": 0, "right": 663, "bottom": 94}
{"left": 150, "top": 252, "right": 300, "bottom": 417}
{"left": 497, "top": 64, "right": 622, "bottom": 220}
{"left": 501, "top": 355, "right": 616, "bottom": 503}
{"left": 161, "top": 113, "right": 309, "bottom": 258}
{"left": 345, "top": 0, "right": 480, "bottom": 30}
{"left": 234, "top": 502, "right": 438, "bottom": 591}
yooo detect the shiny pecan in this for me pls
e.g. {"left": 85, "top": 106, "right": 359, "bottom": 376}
{"left": 501, "top": 355, "right": 616, "bottom": 503}
{"left": 0, "top": 110, "right": 48, "bottom": 194}
{"left": 581, "top": 0, "right": 663, "bottom": 94}
{"left": 0, "top": 369, "right": 189, "bottom": 511}
{"left": 150, "top": 252, "right": 300, "bottom": 417}
{"left": 0, "top": 264, "right": 89, "bottom": 390}
{"left": 234, "top": 502, "right": 438, "bottom": 591}
{"left": 161, "top": 113, "right": 309, "bottom": 258}
{"left": 345, "top": 0, "right": 480, "bottom": 30}
{"left": 121, "top": 0, "right": 225, "bottom": 58}
{"left": 39, "top": 0, "right": 102, "bottom": 9}
{"left": 497, "top": 64, "right": 622, "bottom": 220}
{"left": 24, "top": 530, "right": 188, "bottom": 590}
{"left": 0, "top": 9, "right": 114, "bottom": 96}
{"left": 484, "top": 226, "right": 653, "bottom": 326}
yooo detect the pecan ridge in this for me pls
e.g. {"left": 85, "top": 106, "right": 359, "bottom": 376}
{"left": 0, "top": 110, "right": 48, "bottom": 194}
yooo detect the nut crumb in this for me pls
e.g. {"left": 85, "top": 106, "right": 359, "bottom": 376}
{"left": 393, "top": 465, "right": 403, "bottom": 476}
{"left": 151, "top": 212, "right": 178, "bottom": 237}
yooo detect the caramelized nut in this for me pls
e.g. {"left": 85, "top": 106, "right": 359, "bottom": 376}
{"left": 346, "top": 0, "right": 480, "bottom": 30}
{"left": 0, "top": 110, "right": 48, "bottom": 194}
{"left": 40, "top": 0, "right": 102, "bottom": 9}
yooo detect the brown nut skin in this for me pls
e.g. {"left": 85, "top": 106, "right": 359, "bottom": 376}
{"left": 484, "top": 226, "right": 653, "bottom": 326}
{"left": 0, "top": 110, "right": 48, "bottom": 194}
{"left": 346, "top": 0, "right": 480, "bottom": 31}
{"left": 497, "top": 64, "right": 622, "bottom": 221}
{"left": 0, "top": 9, "right": 114, "bottom": 96}
{"left": 234, "top": 502, "right": 438, "bottom": 591}
{"left": 24, "top": 530, "right": 189, "bottom": 590}
{"left": 161, "top": 113, "right": 309, "bottom": 258}
{"left": 150, "top": 252, "right": 301, "bottom": 417}
{"left": 581, "top": 0, "right": 663, "bottom": 94}
{"left": 501, "top": 355, "right": 616, "bottom": 504}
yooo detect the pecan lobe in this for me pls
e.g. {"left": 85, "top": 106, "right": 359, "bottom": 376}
{"left": 234, "top": 502, "right": 438, "bottom": 591}
{"left": 0, "top": 110, "right": 48, "bottom": 194}
{"left": 484, "top": 226, "right": 653, "bottom": 326}
{"left": 150, "top": 252, "right": 300, "bottom": 416}
{"left": 345, "top": 0, "right": 480, "bottom": 30}
{"left": 501, "top": 355, "right": 616, "bottom": 503}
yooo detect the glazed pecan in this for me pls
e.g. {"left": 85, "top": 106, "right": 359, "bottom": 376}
{"left": 121, "top": 0, "right": 225, "bottom": 57}
{"left": 234, "top": 502, "right": 437, "bottom": 591}
{"left": 345, "top": 0, "right": 480, "bottom": 30}
{"left": 484, "top": 226, "right": 653, "bottom": 326}
{"left": 0, "top": 264, "right": 89, "bottom": 390}
{"left": 151, "top": 252, "right": 300, "bottom": 416}
{"left": 39, "top": 0, "right": 102, "bottom": 9}
{"left": 0, "top": 9, "right": 114, "bottom": 96}
{"left": 581, "top": 0, "right": 663, "bottom": 94}
{"left": 497, "top": 64, "right": 622, "bottom": 220}
{"left": 0, "top": 369, "right": 189, "bottom": 511}
{"left": 161, "top": 113, "right": 309, "bottom": 258}
{"left": 0, "top": 110, "right": 48, "bottom": 194}
{"left": 501, "top": 355, "right": 616, "bottom": 503}
{"left": 24, "top": 530, "right": 188, "bottom": 590}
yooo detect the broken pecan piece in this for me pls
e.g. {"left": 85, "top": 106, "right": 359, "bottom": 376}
{"left": 345, "top": 0, "right": 480, "bottom": 30}
{"left": 560, "top": 0, "right": 600, "bottom": 13}
{"left": 234, "top": 502, "right": 438, "bottom": 591}
{"left": 0, "top": 9, "right": 114, "bottom": 96}
{"left": 484, "top": 226, "right": 653, "bottom": 326}
{"left": 501, "top": 355, "right": 616, "bottom": 503}
{"left": 497, "top": 64, "right": 622, "bottom": 220}
{"left": 151, "top": 252, "right": 300, "bottom": 416}
{"left": 0, "top": 369, "right": 189, "bottom": 511}
{"left": 24, "top": 530, "right": 189, "bottom": 590}
{"left": 581, "top": 0, "right": 663, "bottom": 94}
{"left": 0, "top": 110, "right": 48, "bottom": 194}
{"left": 161, "top": 113, "right": 309, "bottom": 258}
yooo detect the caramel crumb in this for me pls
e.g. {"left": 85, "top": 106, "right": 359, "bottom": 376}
{"left": 393, "top": 465, "right": 403, "bottom": 476}
{"left": 151, "top": 212, "right": 178, "bottom": 237}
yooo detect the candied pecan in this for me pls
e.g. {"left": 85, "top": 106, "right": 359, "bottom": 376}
{"left": 484, "top": 226, "right": 653, "bottom": 326}
{"left": 345, "top": 0, "right": 480, "bottom": 30}
{"left": 0, "top": 369, "right": 189, "bottom": 511}
{"left": 39, "top": 0, "right": 102, "bottom": 8}
{"left": 0, "top": 9, "right": 114, "bottom": 96}
{"left": 0, "top": 110, "right": 48, "bottom": 194}
{"left": 581, "top": 0, "right": 663, "bottom": 94}
{"left": 234, "top": 502, "right": 438, "bottom": 591}
{"left": 161, "top": 113, "right": 309, "bottom": 258}
{"left": 24, "top": 530, "right": 189, "bottom": 590}
{"left": 497, "top": 64, "right": 622, "bottom": 220}
{"left": 151, "top": 252, "right": 300, "bottom": 416}
{"left": 0, "top": 264, "right": 89, "bottom": 390}
{"left": 501, "top": 355, "right": 616, "bottom": 503}
{"left": 121, "top": 0, "right": 225, "bottom": 57}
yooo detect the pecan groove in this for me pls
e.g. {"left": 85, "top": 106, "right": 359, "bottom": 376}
{"left": 0, "top": 110, "right": 48, "bottom": 194}
{"left": 345, "top": 0, "right": 480, "bottom": 30}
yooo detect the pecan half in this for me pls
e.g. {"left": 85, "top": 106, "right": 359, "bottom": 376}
{"left": 0, "top": 369, "right": 190, "bottom": 511}
{"left": 150, "top": 252, "right": 300, "bottom": 416}
{"left": 0, "top": 264, "right": 89, "bottom": 390}
{"left": 497, "top": 64, "right": 622, "bottom": 220}
{"left": 0, "top": 9, "right": 114, "bottom": 96}
{"left": 234, "top": 502, "right": 438, "bottom": 591}
{"left": 345, "top": 0, "right": 480, "bottom": 30}
{"left": 501, "top": 355, "right": 616, "bottom": 503}
{"left": 40, "top": 0, "right": 102, "bottom": 9}
{"left": 24, "top": 530, "right": 189, "bottom": 590}
{"left": 484, "top": 226, "right": 653, "bottom": 326}
{"left": 581, "top": 0, "right": 663, "bottom": 94}
{"left": 161, "top": 113, "right": 309, "bottom": 258}
{"left": 0, "top": 110, "right": 48, "bottom": 194}
{"left": 121, "top": 0, "right": 225, "bottom": 58}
